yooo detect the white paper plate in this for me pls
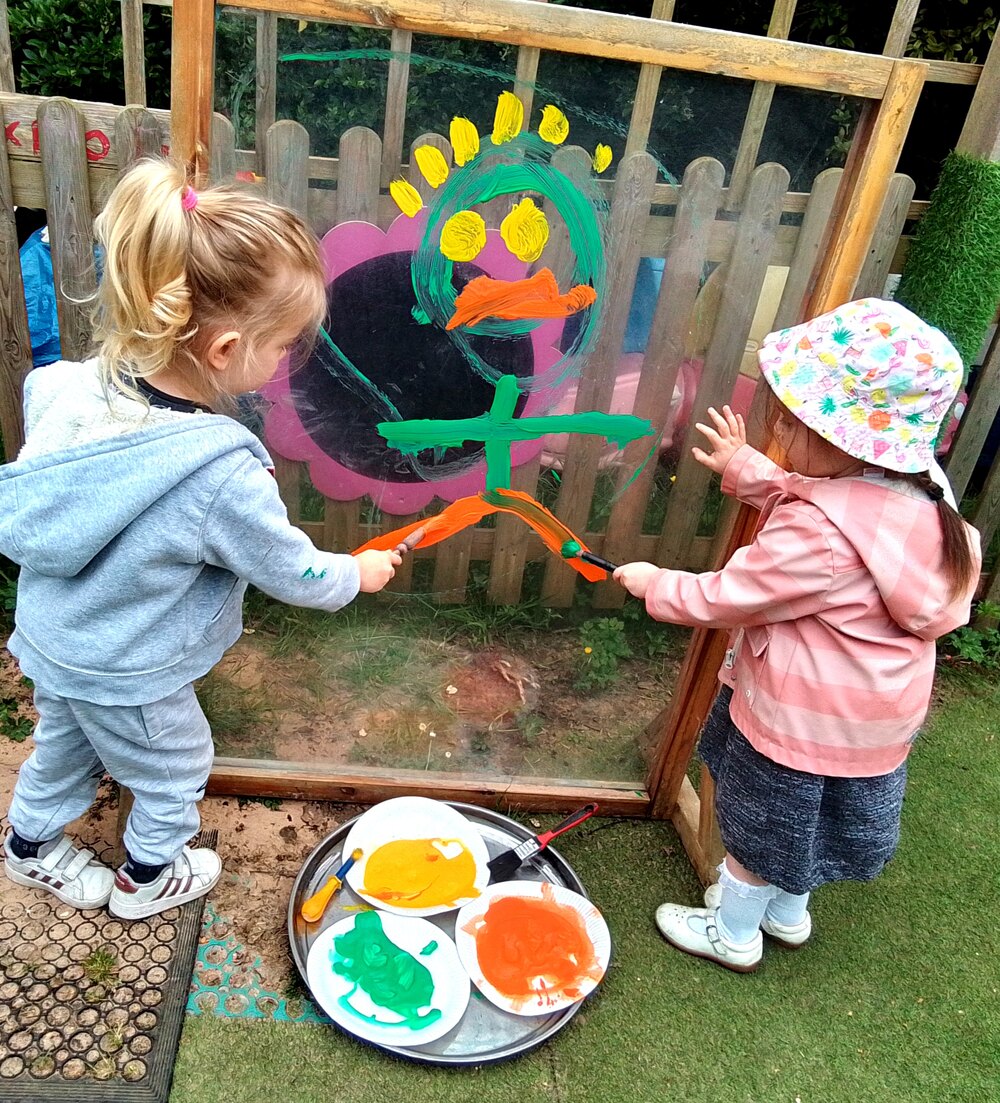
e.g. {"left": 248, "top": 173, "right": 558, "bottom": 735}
{"left": 343, "top": 796, "right": 490, "bottom": 917}
{"left": 454, "top": 881, "right": 611, "bottom": 1016}
{"left": 306, "top": 911, "right": 470, "bottom": 1048}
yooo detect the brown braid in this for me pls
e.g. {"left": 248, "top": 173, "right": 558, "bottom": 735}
{"left": 902, "top": 472, "right": 976, "bottom": 601}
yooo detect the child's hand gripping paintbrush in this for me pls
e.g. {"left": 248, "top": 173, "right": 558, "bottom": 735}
{"left": 487, "top": 803, "right": 599, "bottom": 882}
{"left": 300, "top": 848, "right": 362, "bottom": 924}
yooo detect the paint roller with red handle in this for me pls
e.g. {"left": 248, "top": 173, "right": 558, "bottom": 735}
{"left": 487, "top": 803, "right": 599, "bottom": 882}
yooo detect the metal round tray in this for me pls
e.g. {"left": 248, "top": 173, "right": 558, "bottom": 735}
{"left": 288, "top": 801, "right": 591, "bottom": 1066}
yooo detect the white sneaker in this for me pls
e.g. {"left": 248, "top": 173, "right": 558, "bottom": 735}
{"left": 108, "top": 846, "right": 221, "bottom": 920}
{"left": 704, "top": 882, "right": 812, "bottom": 948}
{"left": 655, "top": 903, "right": 762, "bottom": 973}
{"left": 4, "top": 835, "right": 114, "bottom": 909}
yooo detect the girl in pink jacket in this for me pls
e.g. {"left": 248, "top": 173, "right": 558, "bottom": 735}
{"left": 615, "top": 298, "right": 980, "bottom": 973}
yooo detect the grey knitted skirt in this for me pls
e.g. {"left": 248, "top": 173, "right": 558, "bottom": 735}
{"left": 699, "top": 686, "right": 907, "bottom": 895}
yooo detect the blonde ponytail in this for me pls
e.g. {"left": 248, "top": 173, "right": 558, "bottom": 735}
{"left": 92, "top": 159, "right": 327, "bottom": 407}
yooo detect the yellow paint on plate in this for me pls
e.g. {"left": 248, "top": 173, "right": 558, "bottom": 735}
{"left": 363, "top": 838, "right": 481, "bottom": 908}
{"left": 538, "top": 105, "right": 569, "bottom": 145}
{"left": 500, "top": 198, "right": 550, "bottom": 263}
{"left": 593, "top": 144, "right": 613, "bottom": 174}
{"left": 389, "top": 178, "right": 423, "bottom": 218}
{"left": 440, "top": 210, "right": 487, "bottom": 262}
{"left": 414, "top": 145, "right": 450, "bottom": 189}
{"left": 450, "top": 117, "right": 481, "bottom": 166}
{"left": 491, "top": 91, "right": 524, "bottom": 146}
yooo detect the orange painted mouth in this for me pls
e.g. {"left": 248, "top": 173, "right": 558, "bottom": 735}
{"left": 446, "top": 268, "right": 597, "bottom": 331}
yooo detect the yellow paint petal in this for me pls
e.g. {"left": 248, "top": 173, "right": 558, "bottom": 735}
{"left": 298, "top": 19, "right": 308, "bottom": 31}
{"left": 414, "top": 145, "right": 450, "bottom": 189}
{"left": 593, "top": 144, "right": 613, "bottom": 173}
{"left": 491, "top": 90, "right": 524, "bottom": 146}
{"left": 440, "top": 210, "right": 487, "bottom": 262}
{"left": 450, "top": 117, "right": 480, "bottom": 166}
{"left": 500, "top": 197, "right": 550, "bottom": 264}
{"left": 538, "top": 105, "right": 569, "bottom": 145}
{"left": 389, "top": 178, "right": 423, "bottom": 218}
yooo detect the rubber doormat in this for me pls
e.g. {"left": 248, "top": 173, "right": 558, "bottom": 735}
{"left": 0, "top": 827, "right": 216, "bottom": 1101}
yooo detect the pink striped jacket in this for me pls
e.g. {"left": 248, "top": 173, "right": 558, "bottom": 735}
{"left": 645, "top": 445, "right": 981, "bottom": 777}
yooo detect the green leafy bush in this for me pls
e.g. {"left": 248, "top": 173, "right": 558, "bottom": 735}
{"left": 940, "top": 602, "right": 1000, "bottom": 671}
{"left": 574, "top": 617, "right": 632, "bottom": 692}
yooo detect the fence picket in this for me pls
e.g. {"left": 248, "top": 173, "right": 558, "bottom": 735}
{"left": 772, "top": 167, "right": 841, "bottom": 329}
{"left": 656, "top": 161, "right": 789, "bottom": 568}
{"left": 855, "top": 172, "right": 915, "bottom": 297}
{"left": 255, "top": 13, "right": 278, "bottom": 174}
{"left": 0, "top": 135, "right": 31, "bottom": 459}
{"left": 946, "top": 329, "right": 1000, "bottom": 503}
{"left": 488, "top": 146, "right": 592, "bottom": 605}
{"left": 541, "top": 150, "right": 659, "bottom": 607}
{"left": 595, "top": 156, "right": 725, "bottom": 609}
{"left": 322, "top": 127, "right": 382, "bottom": 554}
{"left": 407, "top": 133, "right": 451, "bottom": 204}
{"left": 210, "top": 113, "right": 237, "bottom": 184}
{"left": 38, "top": 99, "right": 97, "bottom": 361}
{"left": 114, "top": 106, "right": 163, "bottom": 175}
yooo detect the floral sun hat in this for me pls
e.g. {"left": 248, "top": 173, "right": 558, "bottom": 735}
{"left": 756, "top": 298, "right": 964, "bottom": 473}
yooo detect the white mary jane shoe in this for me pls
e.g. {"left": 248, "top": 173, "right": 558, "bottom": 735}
{"left": 655, "top": 903, "right": 762, "bottom": 973}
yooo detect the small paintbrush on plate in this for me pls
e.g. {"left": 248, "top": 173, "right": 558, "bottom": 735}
{"left": 488, "top": 803, "right": 598, "bottom": 882}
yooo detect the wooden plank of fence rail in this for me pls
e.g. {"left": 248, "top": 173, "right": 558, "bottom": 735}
{"left": 595, "top": 157, "right": 725, "bottom": 610}
{"left": 957, "top": 24, "right": 1000, "bottom": 161}
{"left": 121, "top": 0, "right": 148, "bottom": 106}
{"left": 114, "top": 106, "right": 163, "bottom": 176}
{"left": 656, "top": 162, "right": 789, "bottom": 570}
{"left": 724, "top": 0, "right": 797, "bottom": 212}
{"left": 320, "top": 126, "right": 382, "bottom": 556}
{"left": 265, "top": 120, "right": 312, "bottom": 522}
{"left": 809, "top": 59, "right": 926, "bottom": 309}
{"left": 38, "top": 99, "right": 97, "bottom": 361}
{"left": 0, "top": 1, "right": 13, "bottom": 93}
{"left": 623, "top": 0, "right": 675, "bottom": 160}
{"left": 946, "top": 329, "right": 1000, "bottom": 504}
{"left": 380, "top": 29, "right": 413, "bottom": 190}
{"left": 487, "top": 146, "right": 592, "bottom": 605}
{"left": 210, "top": 113, "right": 237, "bottom": 184}
{"left": 0, "top": 138, "right": 31, "bottom": 459}
{"left": 541, "top": 151, "right": 659, "bottom": 608}
{"left": 855, "top": 172, "right": 916, "bottom": 297}
{"left": 209, "top": 759, "right": 651, "bottom": 816}
{"left": 234, "top": 0, "right": 894, "bottom": 98}
{"left": 772, "top": 167, "right": 841, "bottom": 329}
{"left": 171, "top": 0, "right": 216, "bottom": 181}
{"left": 255, "top": 12, "right": 279, "bottom": 174}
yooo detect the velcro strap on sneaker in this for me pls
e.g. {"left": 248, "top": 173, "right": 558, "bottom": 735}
{"left": 39, "top": 836, "right": 75, "bottom": 872}
{"left": 62, "top": 848, "right": 96, "bottom": 880}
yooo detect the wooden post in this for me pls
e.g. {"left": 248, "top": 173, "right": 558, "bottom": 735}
{"left": 0, "top": 136, "right": 31, "bottom": 460}
{"left": 171, "top": 0, "right": 216, "bottom": 183}
{"left": 724, "top": 0, "right": 797, "bottom": 211}
{"left": 0, "top": 0, "right": 16, "bottom": 93}
{"left": 255, "top": 12, "right": 278, "bottom": 175}
{"left": 648, "top": 58, "right": 926, "bottom": 825}
{"left": 883, "top": 0, "right": 921, "bottom": 58}
{"left": 380, "top": 29, "right": 413, "bottom": 190}
{"left": 945, "top": 330, "right": 1000, "bottom": 503}
{"left": 512, "top": 0, "right": 547, "bottom": 126}
{"left": 956, "top": 20, "right": 1000, "bottom": 160}
{"left": 623, "top": 0, "right": 676, "bottom": 160}
{"left": 121, "top": 0, "right": 148, "bottom": 106}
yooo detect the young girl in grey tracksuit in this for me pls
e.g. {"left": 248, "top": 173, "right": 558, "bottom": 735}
{"left": 1, "top": 160, "right": 401, "bottom": 919}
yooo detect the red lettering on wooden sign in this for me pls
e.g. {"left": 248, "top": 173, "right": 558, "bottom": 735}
{"left": 85, "top": 130, "right": 111, "bottom": 162}
{"left": 4, "top": 121, "right": 20, "bottom": 147}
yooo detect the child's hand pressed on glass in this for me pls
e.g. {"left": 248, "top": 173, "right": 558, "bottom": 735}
{"left": 691, "top": 405, "right": 746, "bottom": 475}
{"left": 614, "top": 406, "right": 745, "bottom": 600}
{"left": 355, "top": 549, "right": 402, "bottom": 593}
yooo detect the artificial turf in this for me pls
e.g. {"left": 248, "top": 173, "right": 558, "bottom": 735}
{"left": 170, "top": 667, "right": 1000, "bottom": 1103}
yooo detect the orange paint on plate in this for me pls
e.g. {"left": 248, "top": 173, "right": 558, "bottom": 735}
{"left": 465, "top": 883, "right": 603, "bottom": 1009}
{"left": 362, "top": 838, "right": 480, "bottom": 908}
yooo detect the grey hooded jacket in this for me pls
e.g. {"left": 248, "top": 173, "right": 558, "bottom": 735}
{"left": 0, "top": 360, "right": 360, "bottom": 704}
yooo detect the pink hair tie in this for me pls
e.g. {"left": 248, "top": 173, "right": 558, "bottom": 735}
{"left": 181, "top": 185, "right": 199, "bottom": 212}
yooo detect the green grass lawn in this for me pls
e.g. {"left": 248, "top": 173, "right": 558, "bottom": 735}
{"left": 170, "top": 666, "right": 1000, "bottom": 1103}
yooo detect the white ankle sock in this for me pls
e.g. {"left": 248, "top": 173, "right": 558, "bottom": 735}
{"left": 765, "top": 889, "right": 810, "bottom": 926}
{"left": 716, "top": 863, "right": 777, "bottom": 945}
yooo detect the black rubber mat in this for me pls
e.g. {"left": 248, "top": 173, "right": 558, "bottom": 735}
{"left": 0, "top": 828, "right": 217, "bottom": 1101}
